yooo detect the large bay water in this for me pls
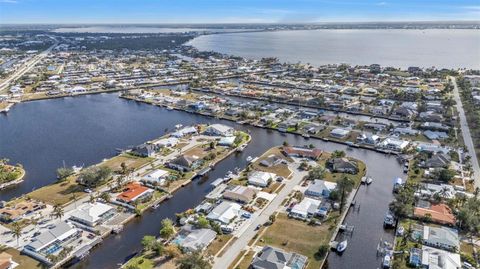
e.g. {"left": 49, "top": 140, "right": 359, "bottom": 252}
{"left": 0, "top": 93, "right": 403, "bottom": 269}
{"left": 189, "top": 29, "right": 480, "bottom": 69}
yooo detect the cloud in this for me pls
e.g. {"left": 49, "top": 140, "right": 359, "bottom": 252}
{"left": 376, "top": 1, "right": 387, "bottom": 6}
{"left": 0, "top": 0, "right": 18, "bottom": 3}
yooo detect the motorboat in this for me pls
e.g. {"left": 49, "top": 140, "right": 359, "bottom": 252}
{"left": 384, "top": 212, "right": 395, "bottom": 228}
{"left": 246, "top": 156, "right": 253, "bottom": 162}
{"left": 361, "top": 176, "right": 366, "bottom": 184}
{"left": 383, "top": 252, "right": 392, "bottom": 268}
{"left": 336, "top": 240, "right": 348, "bottom": 253}
{"left": 175, "top": 124, "right": 183, "bottom": 129}
{"left": 366, "top": 177, "right": 373, "bottom": 185}
{"left": 396, "top": 226, "right": 405, "bottom": 236}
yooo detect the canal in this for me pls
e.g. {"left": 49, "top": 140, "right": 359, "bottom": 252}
{"left": 0, "top": 93, "right": 403, "bottom": 269}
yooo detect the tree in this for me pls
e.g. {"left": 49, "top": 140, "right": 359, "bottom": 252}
{"left": 56, "top": 167, "right": 74, "bottom": 181}
{"left": 141, "top": 235, "right": 156, "bottom": 251}
{"left": 89, "top": 194, "right": 96, "bottom": 204}
{"left": 78, "top": 166, "right": 112, "bottom": 188}
{"left": 282, "top": 141, "right": 289, "bottom": 147}
{"left": 437, "top": 169, "right": 456, "bottom": 182}
{"left": 336, "top": 176, "right": 355, "bottom": 211}
{"left": 315, "top": 244, "right": 329, "bottom": 259}
{"left": 164, "top": 244, "right": 181, "bottom": 258}
{"left": 389, "top": 183, "right": 415, "bottom": 218}
{"left": 120, "top": 162, "right": 128, "bottom": 175}
{"left": 52, "top": 203, "right": 64, "bottom": 220}
{"left": 196, "top": 215, "right": 210, "bottom": 229}
{"left": 307, "top": 166, "right": 325, "bottom": 180}
{"left": 176, "top": 249, "right": 211, "bottom": 269}
{"left": 11, "top": 222, "right": 22, "bottom": 246}
{"left": 99, "top": 192, "right": 111, "bottom": 202}
{"left": 332, "top": 150, "right": 346, "bottom": 158}
{"left": 269, "top": 214, "right": 276, "bottom": 223}
{"left": 71, "top": 193, "right": 78, "bottom": 208}
{"left": 159, "top": 218, "right": 175, "bottom": 240}
{"left": 153, "top": 241, "right": 164, "bottom": 256}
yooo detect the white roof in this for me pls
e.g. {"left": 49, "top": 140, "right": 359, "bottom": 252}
{"left": 144, "top": 169, "right": 169, "bottom": 179}
{"left": 291, "top": 197, "right": 321, "bottom": 216}
{"left": 153, "top": 137, "right": 179, "bottom": 146}
{"left": 207, "top": 201, "right": 241, "bottom": 224}
{"left": 207, "top": 124, "right": 233, "bottom": 134}
{"left": 27, "top": 221, "right": 78, "bottom": 252}
{"left": 421, "top": 245, "right": 461, "bottom": 269}
{"left": 69, "top": 202, "right": 113, "bottom": 224}
{"left": 248, "top": 171, "right": 276, "bottom": 186}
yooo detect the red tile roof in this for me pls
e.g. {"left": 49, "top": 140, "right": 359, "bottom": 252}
{"left": 283, "top": 146, "right": 322, "bottom": 158}
{"left": 414, "top": 203, "right": 456, "bottom": 225}
{"left": 117, "top": 182, "right": 151, "bottom": 203}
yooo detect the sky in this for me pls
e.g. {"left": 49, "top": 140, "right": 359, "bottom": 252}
{"left": 0, "top": 0, "right": 479, "bottom": 24}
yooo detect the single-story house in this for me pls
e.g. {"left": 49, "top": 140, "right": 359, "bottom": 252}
{"left": 259, "top": 155, "right": 283, "bottom": 167}
{"left": 305, "top": 180, "right": 337, "bottom": 198}
{"left": 206, "top": 201, "right": 241, "bottom": 224}
{"left": 0, "top": 201, "right": 45, "bottom": 223}
{"left": 168, "top": 154, "right": 202, "bottom": 172}
{"left": 218, "top": 136, "right": 236, "bottom": 147}
{"left": 141, "top": 169, "right": 170, "bottom": 186}
{"left": 420, "top": 226, "right": 460, "bottom": 252}
{"left": 153, "top": 137, "right": 179, "bottom": 148}
{"left": 425, "top": 153, "right": 451, "bottom": 169}
{"left": 0, "top": 252, "right": 17, "bottom": 269}
{"left": 68, "top": 202, "right": 116, "bottom": 227}
{"left": 283, "top": 146, "right": 322, "bottom": 160}
{"left": 378, "top": 138, "right": 409, "bottom": 151}
{"left": 251, "top": 246, "right": 308, "bottom": 269}
{"left": 116, "top": 182, "right": 154, "bottom": 204}
{"left": 174, "top": 225, "right": 217, "bottom": 252}
{"left": 222, "top": 185, "right": 258, "bottom": 204}
{"left": 327, "top": 158, "right": 359, "bottom": 174}
{"left": 289, "top": 197, "right": 321, "bottom": 220}
{"left": 357, "top": 133, "right": 381, "bottom": 145}
{"left": 413, "top": 201, "right": 456, "bottom": 226}
{"left": 415, "top": 246, "right": 461, "bottom": 269}
{"left": 171, "top": 126, "right": 198, "bottom": 138}
{"left": 330, "top": 128, "right": 350, "bottom": 138}
{"left": 248, "top": 171, "right": 276, "bottom": 187}
{"left": 131, "top": 143, "right": 156, "bottom": 157}
{"left": 204, "top": 124, "right": 234, "bottom": 137}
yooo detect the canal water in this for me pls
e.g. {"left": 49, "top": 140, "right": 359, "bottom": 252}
{"left": 0, "top": 93, "right": 403, "bottom": 269}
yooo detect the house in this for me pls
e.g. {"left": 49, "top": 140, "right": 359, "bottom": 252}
{"left": 251, "top": 246, "right": 308, "bottom": 269}
{"left": 248, "top": 171, "right": 276, "bottom": 187}
{"left": 305, "top": 180, "right": 337, "bottom": 198}
{"left": 379, "top": 138, "right": 409, "bottom": 151}
{"left": 24, "top": 221, "right": 80, "bottom": 257}
{"left": 419, "top": 246, "right": 461, "bottom": 269}
{"left": 0, "top": 252, "right": 17, "bottom": 269}
{"left": 174, "top": 225, "right": 217, "bottom": 252}
{"left": 330, "top": 128, "right": 350, "bottom": 138}
{"left": 424, "top": 130, "right": 449, "bottom": 140}
{"left": 328, "top": 158, "right": 358, "bottom": 174}
{"left": 141, "top": 169, "right": 169, "bottom": 186}
{"left": 131, "top": 143, "right": 155, "bottom": 157}
{"left": 222, "top": 185, "right": 258, "bottom": 204}
{"left": 168, "top": 154, "right": 202, "bottom": 172}
{"left": 357, "top": 133, "right": 380, "bottom": 145}
{"left": 414, "top": 201, "right": 456, "bottom": 226}
{"left": 0, "top": 201, "right": 45, "bottom": 223}
{"left": 153, "top": 137, "right": 179, "bottom": 148}
{"left": 116, "top": 182, "right": 154, "bottom": 204}
{"left": 259, "top": 155, "right": 283, "bottom": 167}
{"left": 421, "top": 226, "right": 460, "bottom": 252}
{"left": 289, "top": 197, "right": 321, "bottom": 220}
{"left": 425, "top": 153, "right": 451, "bottom": 169}
{"left": 283, "top": 146, "right": 322, "bottom": 160}
{"left": 206, "top": 201, "right": 241, "bottom": 224}
{"left": 171, "top": 126, "right": 198, "bottom": 138}
{"left": 218, "top": 136, "right": 236, "bottom": 147}
{"left": 204, "top": 124, "right": 234, "bottom": 137}
{"left": 68, "top": 202, "right": 116, "bottom": 227}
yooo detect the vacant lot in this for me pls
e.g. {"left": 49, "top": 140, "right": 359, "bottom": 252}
{"left": 2, "top": 247, "right": 44, "bottom": 269}
{"left": 100, "top": 154, "right": 153, "bottom": 171}
{"left": 28, "top": 176, "right": 86, "bottom": 205}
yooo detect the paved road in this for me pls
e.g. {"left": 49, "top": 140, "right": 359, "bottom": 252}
{"left": 450, "top": 76, "right": 480, "bottom": 188}
{"left": 213, "top": 161, "right": 309, "bottom": 269}
{"left": 0, "top": 37, "right": 58, "bottom": 94}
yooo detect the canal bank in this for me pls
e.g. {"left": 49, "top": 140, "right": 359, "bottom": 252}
{"left": 0, "top": 93, "right": 403, "bottom": 269}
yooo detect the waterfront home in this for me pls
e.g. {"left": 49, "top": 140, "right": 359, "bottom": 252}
{"left": 423, "top": 130, "right": 449, "bottom": 140}
{"left": 420, "top": 122, "right": 450, "bottom": 132}
{"left": 416, "top": 142, "right": 450, "bottom": 154}
{"left": 413, "top": 201, "right": 456, "bottom": 226}
{"left": 168, "top": 154, "right": 202, "bottom": 172}
{"left": 0, "top": 201, "right": 45, "bottom": 223}
{"left": 173, "top": 225, "right": 217, "bottom": 252}
{"left": 378, "top": 137, "right": 409, "bottom": 151}
{"left": 416, "top": 183, "right": 456, "bottom": 200}
{"left": 283, "top": 146, "right": 322, "bottom": 160}
{"left": 424, "top": 153, "right": 451, "bottom": 169}
{"left": 409, "top": 246, "right": 461, "bottom": 269}
{"left": 364, "top": 122, "right": 388, "bottom": 132}
{"left": 393, "top": 127, "right": 419, "bottom": 136}
{"left": 357, "top": 133, "right": 380, "bottom": 145}
{"left": 141, "top": 169, "right": 170, "bottom": 186}
{"left": 0, "top": 252, "right": 17, "bottom": 269}
{"left": 418, "top": 226, "right": 460, "bottom": 252}
{"left": 171, "top": 126, "right": 198, "bottom": 138}
{"left": 305, "top": 179, "right": 337, "bottom": 198}
{"left": 259, "top": 155, "right": 283, "bottom": 167}
{"left": 153, "top": 137, "right": 179, "bottom": 148}
{"left": 222, "top": 185, "right": 258, "bottom": 204}
{"left": 327, "top": 158, "right": 359, "bottom": 174}
{"left": 204, "top": 124, "right": 234, "bottom": 137}
{"left": 248, "top": 171, "right": 276, "bottom": 187}
{"left": 251, "top": 246, "right": 308, "bottom": 269}
{"left": 68, "top": 202, "right": 116, "bottom": 227}
{"left": 131, "top": 143, "right": 156, "bottom": 157}
{"left": 392, "top": 106, "right": 417, "bottom": 119}
{"left": 218, "top": 136, "right": 236, "bottom": 147}
{"left": 206, "top": 201, "right": 241, "bottom": 224}
{"left": 116, "top": 182, "right": 154, "bottom": 204}
{"left": 24, "top": 221, "right": 80, "bottom": 259}
{"left": 419, "top": 111, "right": 444, "bottom": 122}
{"left": 330, "top": 128, "right": 350, "bottom": 139}
{"left": 302, "top": 123, "right": 324, "bottom": 134}
{"left": 289, "top": 197, "right": 321, "bottom": 220}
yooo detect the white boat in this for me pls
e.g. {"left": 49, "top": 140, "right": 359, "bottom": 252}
{"left": 396, "top": 226, "right": 405, "bottom": 236}
{"left": 302, "top": 133, "right": 310, "bottom": 139}
{"left": 175, "top": 124, "right": 183, "bottom": 129}
{"left": 246, "top": 156, "right": 253, "bottom": 162}
{"left": 366, "top": 177, "right": 373, "bottom": 185}
{"left": 361, "top": 176, "right": 366, "bottom": 184}
{"left": 237, "top": 144, "right": 247, "bottom": 152}
{"left": 72, "top": 165, "right": 83, "bottom": 173}
{"left": 336, "top": 240, "right": 348, "bottom": 253}
{"left": 384, "top": 212, "right": 395, "bottom": 228}
{"left": 382, "top": 253, "right": 392, "bottom": 268}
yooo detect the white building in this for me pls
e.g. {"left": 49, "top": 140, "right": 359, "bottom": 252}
{"left": 290, "top": 198, "right": 321, "bottom": 220}
{"left": 207, "top": 201, "right": 241, "bottom": 224}
{"left": 153, "top": 137, "right": 179, "bottom": 148}
{"left": 68, "top": 202, "right": 116, "bottom": 227}
{"left": 421, "top": 246, "right": 461, "bottom": 269}
{"left": 24, "top": 221, "right": 80, "bottom": 256}
{"left": 379, "top": 138, "right": 409, "bottom": 151}
{"left": 141, "top": 169, "right": 170, "bottom": 186}
{"left": 248, "top": 171, "right": 276, "bottom": 187}
{"left": 204, "top": 124, "right": 234, "bottom": 137}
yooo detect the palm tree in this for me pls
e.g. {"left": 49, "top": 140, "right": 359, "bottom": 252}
{"left": 52, "top": 203, "right": 64, "bottom": 220}
{"left": 71, "top": 193, "right": 78, "bottom": 208}
{"left": 11, "top": 222, "right": 22, "bottom": 246}
{"left": 89, "top": 194, "right": 96, "bottom": 204}
{"left": 176, "top": 249, "right": 211, "bottom": 269}
{"left": 337, "top": 176, "right": 355, "bottom": 212}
